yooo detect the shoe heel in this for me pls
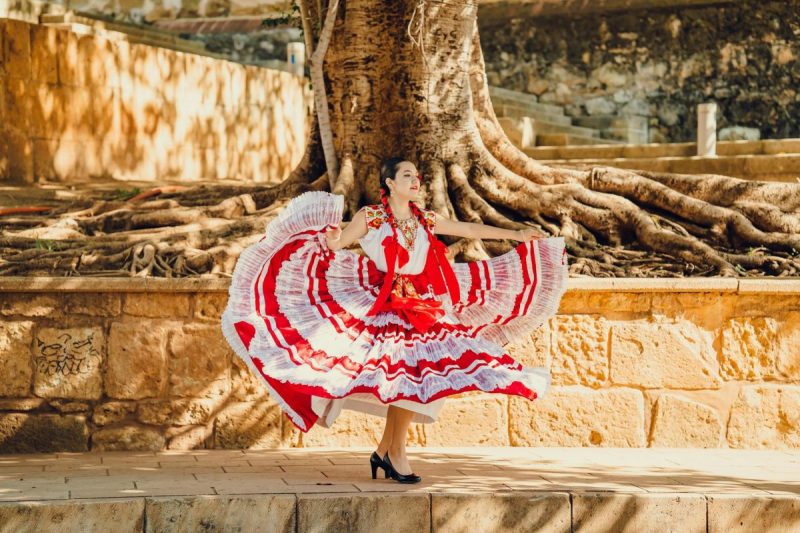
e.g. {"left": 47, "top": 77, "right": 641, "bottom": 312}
{"left": 370, "top": 462, "right": 378, "bottom": 480}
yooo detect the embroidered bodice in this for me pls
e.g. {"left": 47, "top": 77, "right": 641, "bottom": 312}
{"left": 358, "top": 204, "right": 437, "bottom": 275}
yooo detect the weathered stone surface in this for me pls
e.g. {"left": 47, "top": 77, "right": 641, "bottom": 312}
{"left": 551, "top": 315, "right": 609, "bottom": 386}
{"left": 432, "top": 493, "right": 570, "bottom": 533}
{"left": 92, "top": 425, "right": 166, "bottom": 451}
{"left": 425, "top": 397, "right": 509, "bottom": 447}
{"left": 0, "top": 500, "right": 144, "bottom": 532}
{"left": 573, "top": 493, "right": 706, "bottom": 532}
{"left": 559, "top": 292, "right": 651, "bottom": 315}
{"left": 0, "top": 398, "right": 45, "bottom": 411}
{"left": 168, "top": 324, "right": 231, "bottom": 397}
{"left": 509, "top": 387, "right": 645, "bottom": 447}
{"left": 301, "top": 408, "right": 425, "bottom": 448}
{"left": 298, "top": 494, "right": 429, "bottom": 533}
{"left": 33, "top": 327, "right": 104, "bottom": 400}
{"left": 0, "top": 414, "right": 88, "bottom": 452}
{"left": 93, "top": 401, "right": 136, "bottom": 425}
{"left": 651, "top": 293, "right": 735, "bottom": 330}
{"left": 49, "top": 400, "right": 91, "bottom": 413}
{"left": 215, "top": 401, "right": 286, "bottom": 449}
{"left": 194, "top": 293, "right": 228, "bottom": 321}
{"left": 611, "top": 320, "right": 720, "bottom": 388}
{"left": 719, "top": 317, "right": 779, "bottom": 380}
{"left": 727, "top": 385, "right": 800, "bottom": 449}
{"left": 107, "top": 321, "right": 171, "bottom": 399}
{"left": 123, "top": 293, "right": 191, "bottom": 318}
{"left": 650, "top": 393, "right": 722, "bottom": 448}
{"left": 230, "top": 356, "right": 267, "bottom": 401}
{"left": 138, "top": 399, "right": 222, "bottom": 426}
{"left": 166, "top": 424, "right": 213, "bottom": 450}
{"left": 0, "top": 321, "right": 33, "bottom": 397}
{"left": 64, "top": 293, "right": 121, "bottom": 316}
{"left": 776, "top": 312, "right": 800, "bottom": 381}
{"left": 0, "top": 294, "right": 60, "bottom": 317}
{"left": 145, "top": 495, "right": 295, "bottom": 533}
{"left": 708, "top": 495, "right": 800, "bottom": 533}
{"left": 506, "top": 322, "right": 550, "bottom": 368}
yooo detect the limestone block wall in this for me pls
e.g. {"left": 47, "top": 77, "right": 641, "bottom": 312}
{"left": 0, "top": 18, "right": 308, "bottom": 183}
{"left": 0, "top": 278, "right": 798, "bottom": 452}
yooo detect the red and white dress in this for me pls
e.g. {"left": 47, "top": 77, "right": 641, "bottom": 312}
{"left": 221, "top": 191, "right": 568, "bottom": 432}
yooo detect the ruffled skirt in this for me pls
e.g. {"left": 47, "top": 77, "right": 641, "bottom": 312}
{"left": 221, "top": 191, "right": 568, "bottom": 431}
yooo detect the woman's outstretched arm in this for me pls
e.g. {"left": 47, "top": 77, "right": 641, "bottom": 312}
{"left": 433, "top": 213, "right": 540, "bottom": 242}
{"left": 325, "top": 208, "right": 368, "bottom": 251}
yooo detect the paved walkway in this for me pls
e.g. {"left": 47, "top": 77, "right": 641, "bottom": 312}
{"left": 0, "top": 447, "right": 798, "bottom": 532}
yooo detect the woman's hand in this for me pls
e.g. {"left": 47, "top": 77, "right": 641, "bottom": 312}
{"left": 515, "top": 228, "right": 541, "bottom": 242}
{"left": 325, "top": 225, "right": 342, "bottom": 250}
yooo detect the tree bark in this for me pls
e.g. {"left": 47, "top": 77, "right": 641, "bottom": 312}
{"left": 1, "top": 0, "right": 798, "bottom": 278}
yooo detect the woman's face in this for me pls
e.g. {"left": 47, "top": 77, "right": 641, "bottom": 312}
{"left": 387, "top": 161, "right": 421, "bottom": 200}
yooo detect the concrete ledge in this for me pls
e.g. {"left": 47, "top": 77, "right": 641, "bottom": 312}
{"left": 0, "top": 448, "right": 796, "bottom": 533}
{"left": 0, "top": 276, "right": 796, "bottom": 294}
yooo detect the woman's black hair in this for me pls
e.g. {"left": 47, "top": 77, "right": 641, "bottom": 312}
{"left": 379, "top": 157, "right": 410, "bottom": 193}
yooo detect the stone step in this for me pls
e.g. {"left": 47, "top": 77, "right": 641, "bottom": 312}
{"left": 534, "top": 120, "right": 602, "bottom": 138}
{"left": 0, "top": 447, "right": 796, "bottom": 532}
{"left": 494, "top": 102, "right": 573, "bottom": 126}
{"left": 574, "top": 114, "right": 649, "bottom": 131}
{"left": 534, "top": 133, "right": 625, "bottom": 146}
{"left": 536, "top": 153, "right": 800, "bottom": 183}
{"left": 488, "top": 86, "right": 566, "bottom": 116}
{"left": 527, "top": 138, "right": 800, "bottom": 160}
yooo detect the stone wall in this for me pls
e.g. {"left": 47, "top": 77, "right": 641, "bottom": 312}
{"left": 0, "top": 18, "right": 309, "bottom": 183}
{"left": 1, "top": 278, "right": 798, "bottom": 452}
{"left": 479, "top": 0, "right": 800, "bottom": 142}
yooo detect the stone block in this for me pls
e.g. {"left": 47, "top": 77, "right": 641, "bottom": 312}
{"left": 0, "top": 398, "right": 45, "bottom": 411}
{"left": 551, "top": 315, "right": 609, "bottom": 386}
{"left": 708, "top": 495, "right": 800, "bottom": 533}
{"left": 30, "top": 25, "right": 58, "bottom": 84}
{"left": 230, "top": 356, "right": 268, "bottom": 401}
{"left": 4, "top": 76, "right": 30, "bottom": 131}
{"left": 92, "top": 425, "right": 166, "bottom": 451}
{"left": 64, "top": 293, "right": 121, "bottom": 317}
{"left": 145, "top": 495, "right": 295, "bottom": 533}
{"left": 573, "top": 493, "right": 706, "bottom": 533}
{"left": 0, "top": 128, "right": 33, "bottom": 183}
{"left": 727, "top": 385, "right": 800, "bottom": 449}
{"left": 57, "top": 29, "right": 79, "bottom": 86}
{"left": 0, "top": 500, "right": 144, "bottom": 532}
{"left": 0, "top": 321, "right": 33, "bottom": 397}
{"left": 509, "top": 387, "right": 645, "bottom": 447}
{"left": 611, "top": 320, "right": 720, "bottom": 388}
{"left": 558, "top": 291, "right": 651, "bottom": 315}
{"left": 138, "top": 398, "right": 222, "bottom": 426}
{"left": 432, "top": 493, "right": 571, "bottom": 533}
{"left": 424, "top": 397, "right": 509, "bottom": 446}
{"left": 5, "top": 20, "right": 30, "bottom": 80}
{"left": 649, "top": 393, "right": 722, "bottom": 447}
{"left": 506, "top": 322, "right": 550, "bottom": 368}
{"left": 93, "top": 401, "right": 137, "bottom": 426}
{"left": 775, "top": 312, "right": 800, "bottom": 381}
{"left": 123, "top": 293, "right": 191, "bottom": 318}
{"left": 651, "top": 292, "right": 735, "bottom": 330}
{"left": 33, "top": 327, "right": 104, "bottom": 400}
{"left": 0, "top": 293, "right": 60, "bottom": 317}
{"left": 719, "top": 317, "right": 779, "bottom": 380}
{"left": 0, "top": 413, "right": 88, "bottom": 452}
{"left": 298, "top": 493, "right": 430, "bottom": 533}
{"left": 168, "top": 324, "right": 231, "bottom": 397}
{"left": 49, "top": 400, "right": 90, "bottom": 413}
{"left": 107, "top": 321, "right": 171, "bottom": 400}
{"left": 166, "top": 424, "right": 213, "bottom": 450}
{"left": 194, "top": 293, "right": 228, "bottom": 321}
{"left": 214, "top": 401, "right": 286, "bottom": 449}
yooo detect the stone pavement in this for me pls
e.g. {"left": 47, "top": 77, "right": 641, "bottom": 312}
{"left": 0, "top": 447, "right": 798, "bottom": 532}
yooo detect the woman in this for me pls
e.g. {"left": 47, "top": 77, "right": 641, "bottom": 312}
{"left": 221, "top": 157, "right": 568, "bottom": 484}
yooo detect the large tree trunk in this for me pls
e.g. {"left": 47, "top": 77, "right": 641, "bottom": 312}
{"left": 2, "top": 0, "right": 799, "bottom": 277}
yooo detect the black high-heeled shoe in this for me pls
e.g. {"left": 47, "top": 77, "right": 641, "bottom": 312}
{"left": 370, "top": 451, "right": 390, "bottom": 479}
{"left": 383, "top": 452, "right": 422, "bottom": 484}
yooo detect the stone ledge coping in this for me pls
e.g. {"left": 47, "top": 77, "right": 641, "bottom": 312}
{"left": 0, "top": 276, "right": 799, "bottom": 294}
